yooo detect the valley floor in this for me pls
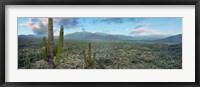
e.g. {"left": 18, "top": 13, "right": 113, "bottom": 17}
{"left": 18, "top": 40, "right": 182, "bottom": 69}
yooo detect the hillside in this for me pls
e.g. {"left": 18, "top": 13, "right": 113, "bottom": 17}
{"left": 154, "top": 34, "right": 182, "bottom": 43}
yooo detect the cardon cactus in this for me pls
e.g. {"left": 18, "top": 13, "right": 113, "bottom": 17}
{"left": 83, "top": 43, "right": 96, "bottom": 69}
{"left": 42, "top": 36, "right": 48, "bottom": 61}
{"left": 47, "top": 18, "right": 55, "bottom": 69}
{"left": 55, "top": 25, "right": 64, "bottom": 65}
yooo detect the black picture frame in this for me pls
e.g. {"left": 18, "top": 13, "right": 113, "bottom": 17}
{"left": 0, "top": 0, "right": 199, "bottom": 87}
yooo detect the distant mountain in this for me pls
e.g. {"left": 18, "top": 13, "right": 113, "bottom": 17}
{"left": 18, "top": 34, "right": 60, "bottom": 40}
{"left": 65, "top": 31, "right": 120, "bottom": 40}
{"left": 64, "top": 31, "right": 170, "bottom": 41}
{"left": 154, "top": 34, "right": 182, "bottom": 43}
{"left": 18, "top": 32, "right": 173, "bottom": 42}
{"left": 18, "top": 34, "right": 43, "bottom": 39}
{"left": 115, "top": 34, "right": 170, "bottom": 41}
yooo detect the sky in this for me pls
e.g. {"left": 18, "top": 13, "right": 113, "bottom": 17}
{"left": 18, "top": 17, "right": 182, "bottom": 36}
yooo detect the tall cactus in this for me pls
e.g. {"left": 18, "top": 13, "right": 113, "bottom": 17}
{"left": 83, "top": 43, "right": 96, "bottom": 69}
{"left": 48, "top": 18, "right": 55, "bottom": 69}
{"left": 42, "top": 36, "right": 48, "bottom": 61}
{"left": 55, "top": 25, "right": 64, "bottom": 65}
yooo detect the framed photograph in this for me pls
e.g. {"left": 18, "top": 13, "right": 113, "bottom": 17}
{"left": 0, "top": 0, "right": 199, "bottom": 87}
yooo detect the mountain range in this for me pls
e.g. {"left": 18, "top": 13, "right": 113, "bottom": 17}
{"left": 18, "top": 31, "right": 182, "bottom": 43}
{"left": 64, "top": 31, "right": 171, "bottom": 41}
{"left": 154, "top": 34, "right": 182, "bottom": 43}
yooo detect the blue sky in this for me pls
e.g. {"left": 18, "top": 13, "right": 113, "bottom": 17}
{"left": 18, "top": 17, "right": 182, "bottom": 36}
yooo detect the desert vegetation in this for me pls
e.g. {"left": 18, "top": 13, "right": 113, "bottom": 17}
{"left": 18, "top": 39, "right": 182, "bottom": 69}
{"left": 18, "top": 18, "right": 182, "bottom": 69}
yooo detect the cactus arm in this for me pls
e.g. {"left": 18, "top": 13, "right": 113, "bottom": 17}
{"left": 42, "top": 36, "right": 48, "bottom": 61}
{"left": 88, "top": 43, "right": 92, "bottom": 63}
{"left": 92, "top": 52, "right": 96, "bottom": 67}
{"left": 83, "top": 49, "right": 87, "bottom": 66}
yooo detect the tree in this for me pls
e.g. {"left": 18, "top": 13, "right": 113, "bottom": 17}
{"left": 55, "top": 25, "right": 64, "bottom": 65}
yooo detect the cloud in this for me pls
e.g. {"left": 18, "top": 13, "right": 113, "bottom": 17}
{"left": 53, "top": 28, "right": 60, "bottom": 35}
{"left": 53, "top": 18, "right": 144, "bottom": 26}
{"left": 20, "top": 18, "right": 61, "bottom": 35}
{"left": 20, "top": 18, "right": 48, "bottom": 35}
{"left": 81, "top": 28, "right": 86, "bottom": 32}
{"left": 102, "top": 30, "right": 110, "bottom": 33}
{"left": 130, "top": 24, "right": 160, "bottom": 36}
{"left": 20, "top": 18, "right": 81, "bottom": 35}
{"left": 101, "top": 18, "right": 124, "bottom": 24}
{"left": 98, "top": 18, "right": 143, "bottom": 24}
{"left": 53, "top": 18, "right": 80, "bottom": 29}
{"left": 91, "top": 18, "right": 102, "bottom": 24}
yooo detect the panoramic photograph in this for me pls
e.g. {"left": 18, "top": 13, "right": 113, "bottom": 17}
{"left": 18, "top": 17, "right": 182, "bottom": 69}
